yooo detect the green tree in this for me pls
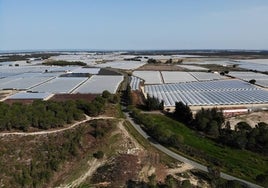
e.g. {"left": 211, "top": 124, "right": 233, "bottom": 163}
{"left": 249, "top": 79, "right": 256, "bottom": 84}
{"left": 102, "top": 90, "right": 111, "bottom": 99}
{"left": 93, "top": 151, "right": 104, "bottom": 159}
{"left": 181, "top": 180, "right": 192, "bottom": 188}
{"left": 148, "top": 174, "right": 157, "bottom": 188}
{"left": 235, "top": 122, "right": 252, "bottom": 132}
{"left": 208, "top": 120, "right": 220, "bottom": 138}
{"left": 146, "top": 94, "right": 163, "bottom": 111}
{"left": 173, "top": 102, "right": 193, "bottom": 125}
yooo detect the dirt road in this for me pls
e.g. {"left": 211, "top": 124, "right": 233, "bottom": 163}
{"left": 59, "top": 159, "right": 105, "bottom": 188}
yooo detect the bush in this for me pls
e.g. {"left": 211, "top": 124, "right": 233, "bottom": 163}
{"left": 181, "top": 180, "right": 191, "bottom": 188}
{"left": 93, "top": 151, "right": 104, "bottom": 159}
{"left": 145, "top": 94, "right": 163, "bottom": 111}
{"left": 249, "top": 79, "right": 256, "bottom": 84}
{"left": 173, "top": 102, "right": 193, "bottom": 125}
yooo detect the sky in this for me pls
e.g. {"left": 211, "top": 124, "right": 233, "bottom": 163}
{"left": 1, "top": 0, "right": 268, "bottom": 51}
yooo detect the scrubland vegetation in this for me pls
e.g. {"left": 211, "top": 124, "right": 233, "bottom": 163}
{"left": 129, "top": 104, "right": 268, "bottom": 185}
{"left": 0, "top": 91, "right": 117, "bottom": 132}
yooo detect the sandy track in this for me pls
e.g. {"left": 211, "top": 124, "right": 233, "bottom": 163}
{"left": 59, "top": 120, "right": 143, "bottom": 187}
{"left": 58, "top": 159, "right": 105, "bottom": 188}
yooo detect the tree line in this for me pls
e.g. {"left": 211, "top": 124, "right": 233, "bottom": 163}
{"left": 0, "top": 100, "right": 84, "bottom": 131}
{"left": 128, "top": 102, "right": 268, "bottom": 186}
{"left": 42, "top": 60, "right": 87, "bottom": 66}
{"left": 0, "top": 91, "right": 116, "bottom": 132}
{"left": 173, "top": 102, "right": 268, "bottom": 155}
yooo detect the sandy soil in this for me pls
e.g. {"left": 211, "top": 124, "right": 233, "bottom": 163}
{"left": 0, "top": 90, "right": 17, "bottom": 101}
{"left": 60, "top": 159, "right": 105, "bottom": 188}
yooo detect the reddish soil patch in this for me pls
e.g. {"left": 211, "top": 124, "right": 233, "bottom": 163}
{"left": 137, "top": 64, "right": 183, "bottom": 71}
{"left": 4, "top": 99, "right": 35, "bottom": 105}
{"left": 50, "top": 93, "right": 98, "bottom": 102}
{"left": 131, "top": 91, "right": 145, "bottom": 106}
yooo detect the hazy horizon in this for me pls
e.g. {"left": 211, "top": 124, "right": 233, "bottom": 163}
{"left": 1, "top": 0, "right": 268, "bottom": 51}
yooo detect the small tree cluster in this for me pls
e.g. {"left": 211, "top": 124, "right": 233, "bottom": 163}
{"left": 249, "top": 79, "right": 256, "bottom": 84}
{"left": 145, "top": 94, "right": 163, "bottom": 111}
{"left": 165, "top": 59, "right": 172, "bottom": 64}
{"left": 93, "top": 151, "right": 104, "bottom": 159}
{"left": 173, "top": 102, "right": 193, "bottom": 125}
{"left": 220, "top": 122, "right": 268, "bottom": 153}
{"left": 43, "top": 60, "right": 86, "bottom": 66}
{"left": 0, "top": 101, "right": 84, "bottom": 131}
{"left": 147, "top": 58, "right": 161, "bottom": 64}
{"left": 193, "top": 108, "right": 224, "bottom": 138}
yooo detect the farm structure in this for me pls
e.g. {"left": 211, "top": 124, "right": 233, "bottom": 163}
{"left": 161, "top": 71, "right": 197, "bottom": 83}
{"left": 5, "top": 92, "right": 54, "bottom": 104}
{"left": 189, "top": 72, "right": 225, "bottom": 81}
{"left": 129, "top": 76, "right": 143, "bottom": 91}
{"left": 0, "top": 77, "right": 55, "bottom": 90}
{"left": 133, "top": 71, "right": 163, "bottom": 84}
{"left": 7, "top": 92, "right": 53, "bottom": 100}
{"left": 144, "top": 79, "right": 268, "bottom": 111}
{"left": 29, "top": 77, "right": 88, "bottom": 93}
{"left": 0, "top": 63, "right": 124, "bottom": 100}
{"left": 133, "top": 71, "right": 227, "bottom": 85}
{"left": 228, "top": 71, "right": 268, "bottom": 87}
{"left": 235, "top": 59, "right": 268, "bottom": 72}
{"left": 73, "top": 75, "right": 124, "bottom": 94}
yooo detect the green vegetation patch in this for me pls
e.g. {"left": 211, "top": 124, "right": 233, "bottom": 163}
{"left": 0, "top": 119, "right": 117, "bottom": 187}
{"left": 0, "top": 91, "right": 117, "bottom": 132}
{"left": 43, "top": 60, "right": 86, "bottom": 66}
{"left": 132, "top": 111, "right": 268, "bottom": 184}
